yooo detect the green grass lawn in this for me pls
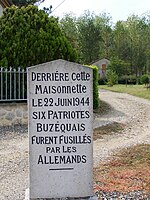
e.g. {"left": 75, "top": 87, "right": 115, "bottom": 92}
{"left": 99, "top": 84, "right": 150, "bottom": 100}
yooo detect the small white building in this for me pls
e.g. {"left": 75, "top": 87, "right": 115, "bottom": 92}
{"left": 0, "top": 0, "right": 12, "bottom": 16}
{"left": 91, "top": 58, "right": 110, "bottom": 79}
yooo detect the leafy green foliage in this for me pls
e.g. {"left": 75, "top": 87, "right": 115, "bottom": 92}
{"left": 11, "top": 0, "right": 44, "bottom": 7}
{"left": 90, "top": 65, "right": 99, "bottom": 109}
{"left": 112, "top": 21, "right": 130, "bottom": 62}
{"left": 112, "top": 15, "right": 150, "bottom": 77}
{"left": 109, "top": 57, "right": 129, "bottom": 77}
{"left": 107, "top": 70, "right": 118, "bottom": 86}
{"left": 59, "top": 14, "right": 78, "bottom": 50}
{"left": 98, "top": 77, "right": 107, "bottom": 85}
{"left": 118, "top": 75, "right": 137, "bottom": 85}
{"left": 60, "top": 12, "right": 150, "bottom": 76}
{"left": 0, "top": 5, "right": 77, "bottom": 68}
{"left": 95, "top": 13, "right": 113, "bottom": 59}
{"left": 141, "top": 74, "right": 150, "bottom": 85}
{"left": 77, "top": 11, "right": 102, "bottom": 64}
{"left": 60, "top": 12, "right": 113, "bottom": 64}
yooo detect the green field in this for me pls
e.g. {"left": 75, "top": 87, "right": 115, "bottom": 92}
{"left": 99, "top": 84, "right": 150, "bottom": 100}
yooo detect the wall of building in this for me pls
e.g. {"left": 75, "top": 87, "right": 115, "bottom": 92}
{"left": 0, "top": 4, "right": 3, "bottom": 16}
{"left": 92, "top": 59, "right": 110, "bottom": 79}
{"left": 0, "top": 103, "right": 28, "bottom": 126}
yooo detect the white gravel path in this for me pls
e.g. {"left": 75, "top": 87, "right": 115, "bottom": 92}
{"left": 94, "top": 89, "right": 150, "bottom": 165}
{"left": 0, "top": 89, "right": 150, "bottom": 199}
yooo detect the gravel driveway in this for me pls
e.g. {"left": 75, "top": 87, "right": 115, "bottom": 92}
{"left": 94, "top": 90, "right": 150, "bottom": 165}
{"left": 0, "top": 89, "right": 150, "bottom": 199}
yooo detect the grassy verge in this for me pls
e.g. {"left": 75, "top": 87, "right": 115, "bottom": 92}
{"left": 99, "top": 84, "right": 150, "bottom": 100}
{"left": 94, "top": 144, "right": 150, "bottom": 195}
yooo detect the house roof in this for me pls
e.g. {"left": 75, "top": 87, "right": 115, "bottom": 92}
{"left": 0, "top": 0, "right": 12, "bottom": 8}
{"left": 91, "top": 58, "right": 110, "bottom": 65}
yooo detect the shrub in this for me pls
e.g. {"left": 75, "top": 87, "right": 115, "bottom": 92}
{"left": 141, "top": 74, "right": 150, "bottom": 85}
{"left": 0, "top": 5, "right": 77, "bottom": 68}
{"left": 109, "top": 57, "right": 129, "bottom": 77}
{"left": 89, "top": 65, "right": 99, "bottom": 109}
{"left": 98, "top": 77, "right": 107, "bottom": 85}
{"left": 107, "top": 70, "right": 118, "bottom": 86}
{"left": 118, "top": 76, "right": 127, "bottom": 84}
{"left": 118, "top": 75, "right": 137, "bottom": 85}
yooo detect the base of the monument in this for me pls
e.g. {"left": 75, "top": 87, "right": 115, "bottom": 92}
{"left": 25, "top": 188, "right": 98, "bottom": 200}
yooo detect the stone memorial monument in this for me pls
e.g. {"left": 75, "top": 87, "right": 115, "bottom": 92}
{"left": 27, "top": 59, "right": 93, "bottom": 199}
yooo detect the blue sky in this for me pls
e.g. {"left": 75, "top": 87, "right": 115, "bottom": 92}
{"left": 39, "top": 0, "right": 150, "bottom": 22}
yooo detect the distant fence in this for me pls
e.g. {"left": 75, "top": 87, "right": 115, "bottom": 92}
{"left": 0, "top": 67, "right": 27, "bottom": 102}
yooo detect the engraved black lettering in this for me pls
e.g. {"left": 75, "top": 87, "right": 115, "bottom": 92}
{"left": 37, "top": 155, "right": 44, "bottom": 164}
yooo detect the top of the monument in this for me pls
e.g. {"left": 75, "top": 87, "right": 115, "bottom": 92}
{"left": 28, "top": 59, "right": 92, "bottom": 71}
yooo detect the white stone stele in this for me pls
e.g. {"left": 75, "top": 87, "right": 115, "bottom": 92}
{"left": 25, "top": 188, "right": 98, "bottom": 200}
{"left": 28, "top": 60, "right": 93, "bottom": 199}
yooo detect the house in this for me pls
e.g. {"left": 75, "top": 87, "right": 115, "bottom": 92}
{"left": 0, "top": 0, "right": 12, "bottom": 16}
{"left": 91, "top": 58, "right": 110, "bottom": 79}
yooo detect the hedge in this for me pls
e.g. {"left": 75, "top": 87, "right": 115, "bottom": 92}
{"left": 89, "top": 65, "right": 99, "bottom": 109}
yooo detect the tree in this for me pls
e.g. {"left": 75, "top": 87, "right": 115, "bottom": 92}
{"left": 109, "top": 57, "right": 129, "bottom": 77}
{"left": 77, "top": 11, "right": 101, "bottom": 64}
{"left": 107, "top": 70, "right": 118, "bottom": 86}
{"left": 60, "top": 12, "right": 113, "bottom": 64}
{"left": 111, "top": 15, "right": 150, "bottom": 78}
{"left": 112, "top": 21, "right": 131, "bottom": 62}
{"left": 141, "top": 74, "right": 150, "bottom": 86}
{"left": 59, "top": 10, "right": 150, "bottom": 70}
{"left": 126, "top": 15, "right": 150, "bottom": 77}
{"left": 95, "top": 12, "right": 113, "bottom": 59}
{"left": 11, "top": 0, "right": 52, "bottom": 14}
{"left": 142, "top": 12, "right": 150, "bottom": 74}
{"left": 11, "top": 0, "right": 45, "bottom": 7}
{"left": 59, "top": 13, "right": 78, "bottom": 49}
{"left": 0, "top": 5, "right": 77, "bottom": 68}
